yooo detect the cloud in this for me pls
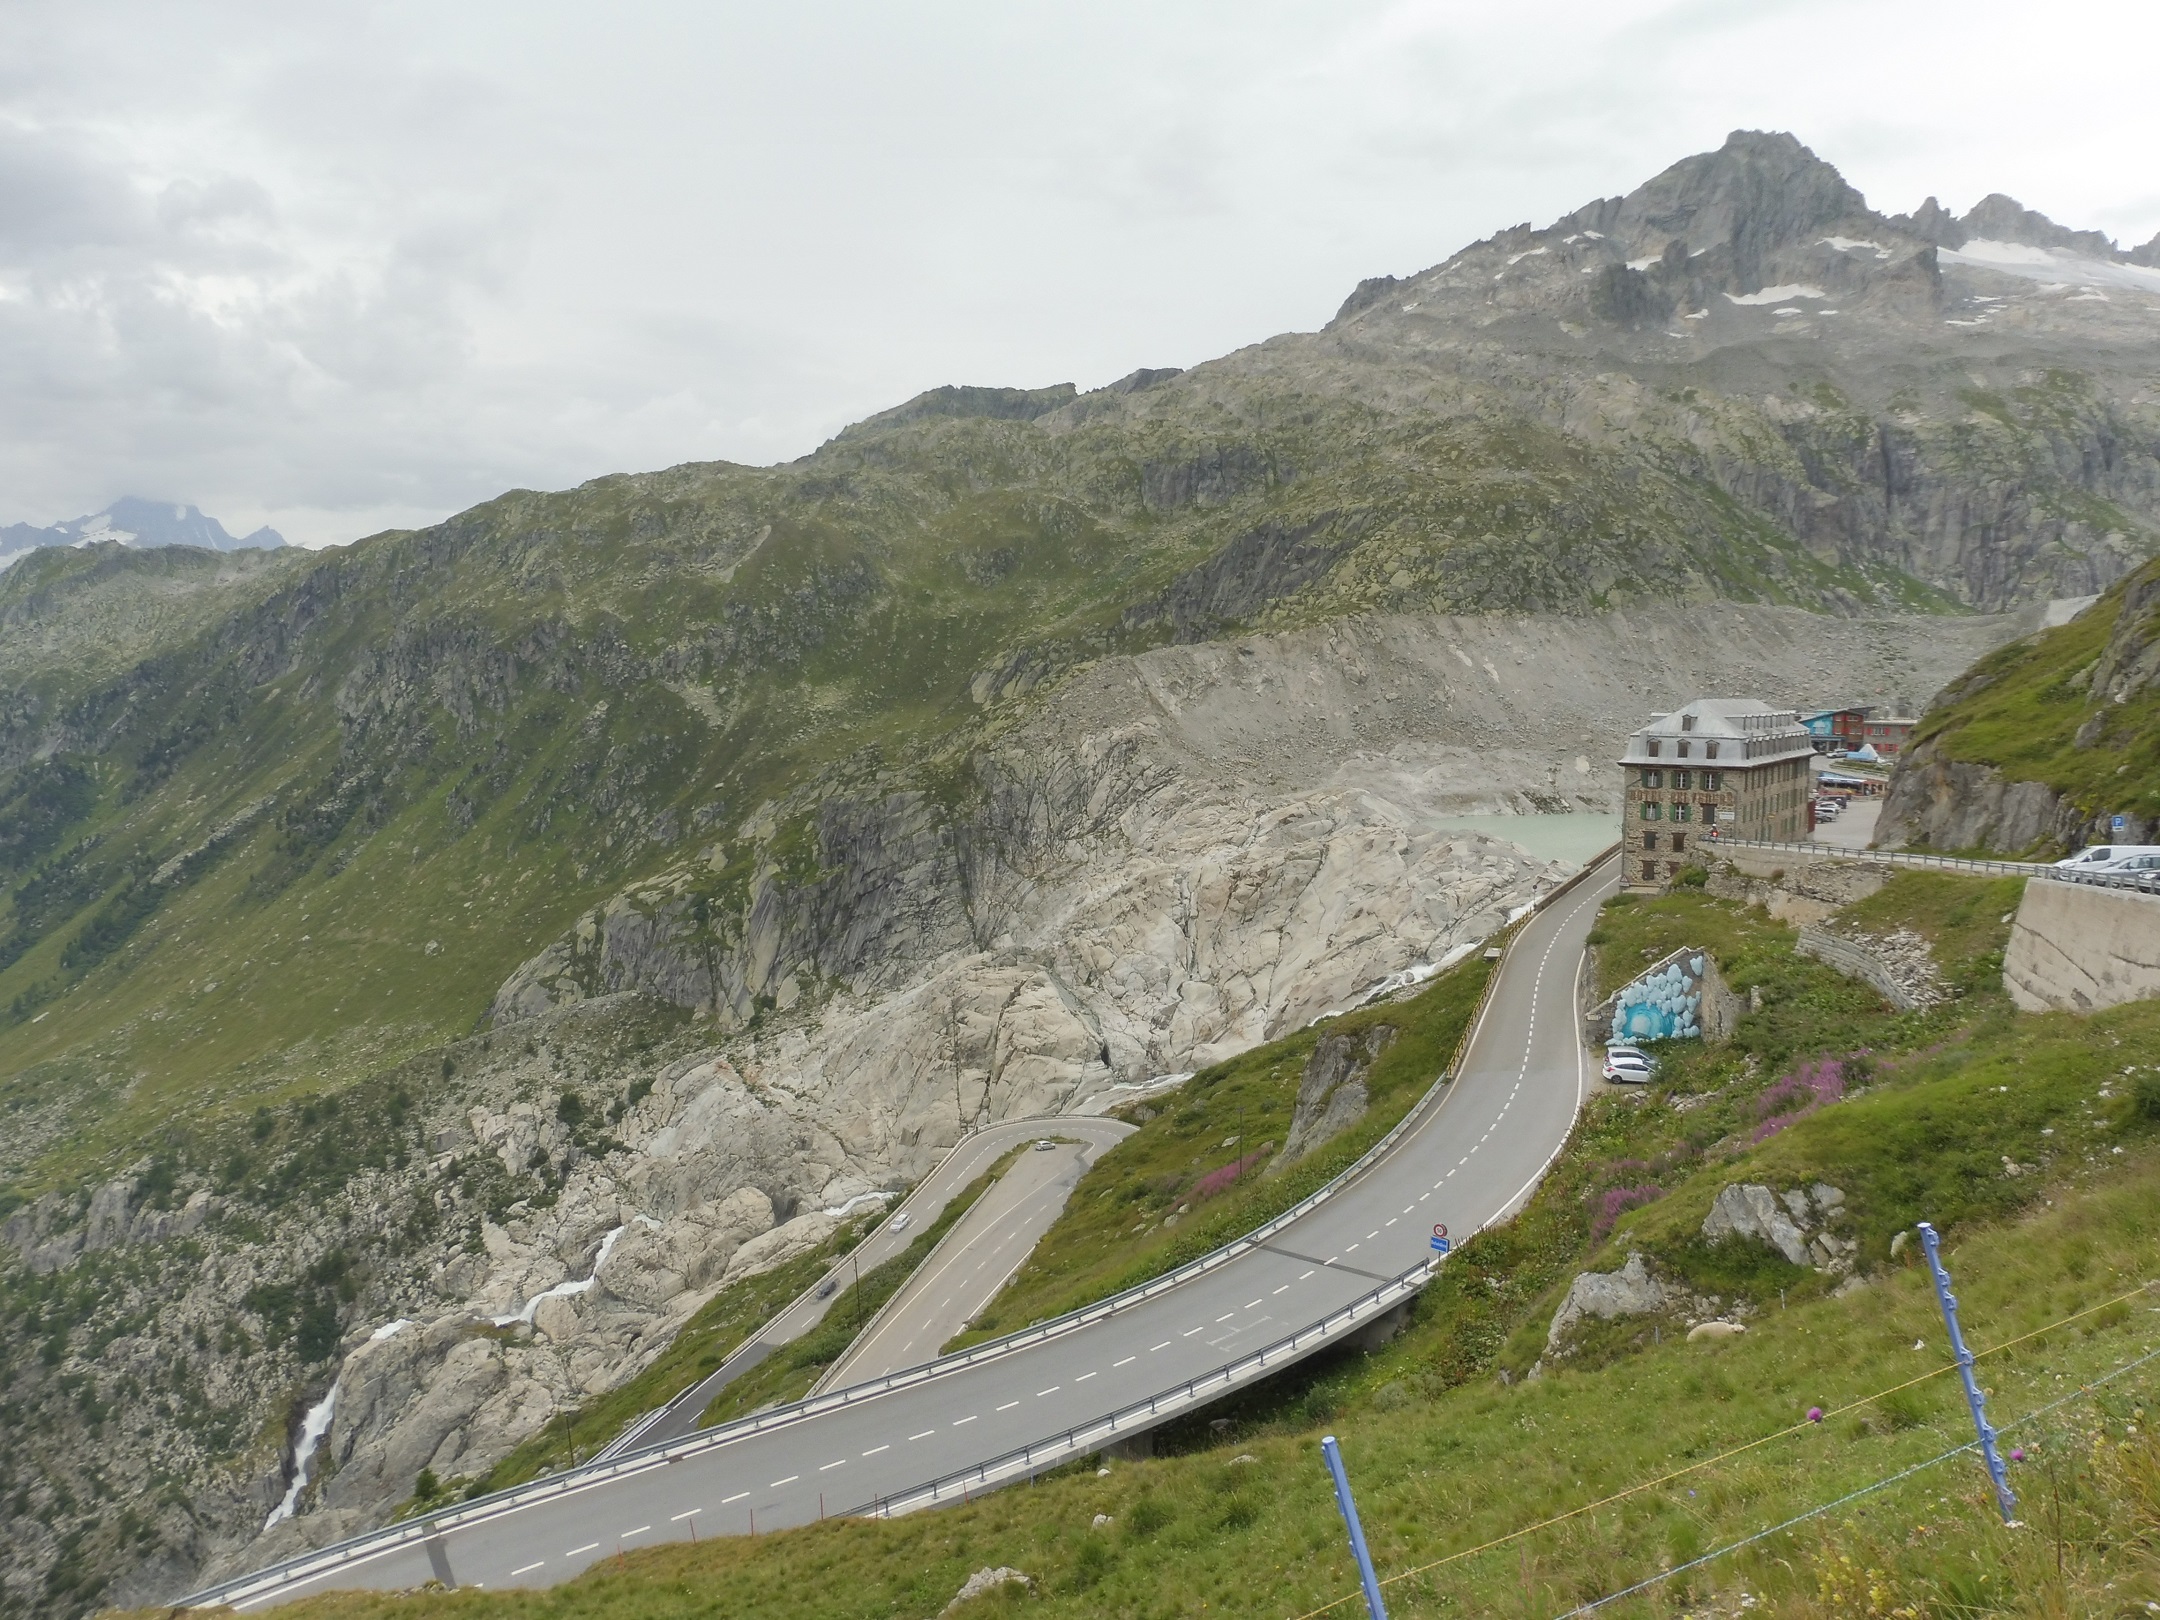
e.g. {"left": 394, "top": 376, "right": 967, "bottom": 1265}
{"left": 0, "top": 0, "right": 2154, "bottom": 544}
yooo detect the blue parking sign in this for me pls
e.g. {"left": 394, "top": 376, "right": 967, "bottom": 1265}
{"left": 1430, "top": 1224, "right": 1450, "bottom": 1254}
{"left": 2115, "top": 814, "right": 2128, "bottom": 835}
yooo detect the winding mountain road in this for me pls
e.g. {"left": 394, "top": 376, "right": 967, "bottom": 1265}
{"left": 611, "top": 1117, "right": 1133, "bottom": 1456}
{"left": 188, "top": 850, "right": 1617, "bottom": 1609}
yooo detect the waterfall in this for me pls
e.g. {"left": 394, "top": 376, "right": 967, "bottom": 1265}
{"left": 262, "top": 1318, "right": 410, "bottom": 1532}
{"left": 493, "top": 1225, "right": 625, "bottom": 1327}
{"left": 263, "top": 1387, "right": 338, "bottom": 1531}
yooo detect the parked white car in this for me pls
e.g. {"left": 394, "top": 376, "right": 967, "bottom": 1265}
{"left": 2071, "top": 851, "right": 2160, "bottom": 890}
{"left": 1601, "top": 1045, "right": 1659, "bottom": 1084}
{"left": 2055, "top": 846, "right": 2160, "bottom": 887}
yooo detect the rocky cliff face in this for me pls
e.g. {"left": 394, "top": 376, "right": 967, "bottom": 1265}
{"left": 1880, "top": 556, "right": 2160, "bottom": 853}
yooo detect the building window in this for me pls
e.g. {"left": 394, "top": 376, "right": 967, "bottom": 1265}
{"left": 1640, "top": 801, "right": 1662, "bottom": 821}
{"left": 1677, "top": 740, "right": 1691, "bottom": 758}
{"left": 1646, "top": 739, "right": 1661, "bottom": 758}
{"left": 1642, "top": 831, "right": 1656, "bottom": 851}
{"left": 1672, "top": 802, "right": 1692, "bottom": 823}
{"left": 1681, "top": 714, "right": 1696, "bottom": 731}
{"left": 1705, "top": 742, "right": 1719, "bottom": 759}
{"left": 1671, "top": 831, "right": 1686, "bottom": 852}
{"left": 1641, "top": 769, "right": 1662, "bottom": 788}
{"left": 1702, "top": 804, "right": 1717, "bottom": 826}
{"left": 1673, "top": 770, "right": 1691, "bottom": 790}
{"left": 1701, "top": 771, "right": 1721, "bottom": 791}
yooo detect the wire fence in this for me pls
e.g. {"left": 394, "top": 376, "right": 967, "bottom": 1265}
{"left": 1556, "top": 1335, "right": 2160, "bottom": 1617}
{"left": 1281, "top": 1276, "right": 2158, "bottom": 1620}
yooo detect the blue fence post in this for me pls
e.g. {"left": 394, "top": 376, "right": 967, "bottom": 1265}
{"left": 1321, "top": 1436, "right": 1389, "bottom": 1620}
{"left": 1917, "top": 1222, "right": 2016, "bottom": 1524}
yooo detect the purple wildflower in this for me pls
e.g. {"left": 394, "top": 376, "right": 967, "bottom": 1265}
{"left": 1188, "top": 1146, "right": 1271, "bottom": 1202}
{"left": 1590, "top": 1184, "right": 1666, "bottom": 1245}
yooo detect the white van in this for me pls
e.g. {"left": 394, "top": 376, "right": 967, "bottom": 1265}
{"left": 2055, "top": 845, "right": 2160, "bottom": 871}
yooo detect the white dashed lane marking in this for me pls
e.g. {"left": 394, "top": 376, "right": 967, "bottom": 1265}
{"left": 512, "top": 1562, "right": 545, "bottom": 1577}
{"left": 567, "top": 1543, "right": 599, "bottom": 1558}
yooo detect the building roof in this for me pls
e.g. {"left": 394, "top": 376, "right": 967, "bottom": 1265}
{"left": 1618, "top": 697, "right": 1815, "bottom": 768}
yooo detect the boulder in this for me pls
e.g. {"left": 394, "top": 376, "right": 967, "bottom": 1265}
{"left": 943, "top": 1568, "right": 1034, "bottom": 1614}
{"left": 1702, "top": 1184, "right": 1811, "bottom": 1266}
{"left": 1546, "top": 1253, "right": 1668, "bottom": 1349}
{"left": 1701, "top": 1183, "right": 1850, "bottom": 1270}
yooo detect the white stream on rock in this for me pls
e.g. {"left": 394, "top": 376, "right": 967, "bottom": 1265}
{"left": 492, "top": 1226, "right": 625, "bottom": 1327}
{"left": 264, "top": 1320, "right": 411, "bottom": 1530}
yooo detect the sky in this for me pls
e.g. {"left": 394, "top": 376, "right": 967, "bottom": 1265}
{"left": 3, "top": 0, "right": 2157, "bottom": 548}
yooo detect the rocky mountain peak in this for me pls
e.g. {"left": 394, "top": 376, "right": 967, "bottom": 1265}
{"left": 1891, "top": 195, "right": 1965, "bottom": 249}
{"left": 1561, "top": 130, "right": 1872, "bottom": 284}
{"left": 1958, "top": 192, "right": 2122, "bottom": 258}
{"left": 0, "top": 497, "right": 285, "bottom": 568}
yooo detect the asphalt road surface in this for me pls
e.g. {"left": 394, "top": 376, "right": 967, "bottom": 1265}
{"left": 213, "top": 851, "right": 1616, "bottom": 1607}
{"left": 616, "top": 1116, "right": 1134, "bottom": 1454}
{"left": 819, "top": 1135, "right": 1108, "bottom": 1389}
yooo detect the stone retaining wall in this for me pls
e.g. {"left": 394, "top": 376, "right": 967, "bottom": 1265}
{"left": 1794, "top": 928, "right": 1919, "bottom": 1011}
{"left": 2004, "top": 878, "right": 2160, "bottom": 1013}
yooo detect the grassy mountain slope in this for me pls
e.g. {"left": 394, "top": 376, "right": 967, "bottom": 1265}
{"left": 1880, "top": 553, "right": 2160, "bottom": 852}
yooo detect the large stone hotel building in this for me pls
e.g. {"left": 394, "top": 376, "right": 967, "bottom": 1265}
{"left": 1619, "top": 698, "right": 1815, "bottom": 888}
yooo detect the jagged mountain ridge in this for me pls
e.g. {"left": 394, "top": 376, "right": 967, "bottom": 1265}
{"left": 0, "top": 498, "right": 286, "bottom": 573}
{"left": 0, "top": 130, "right": 2155, "bottom": 1618}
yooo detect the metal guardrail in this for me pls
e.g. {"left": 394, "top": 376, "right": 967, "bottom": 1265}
{"left": 1706, "top": 836, "right": 2047, "bottom": 879}
{"left": 178, "top": 846, "right": 1622, "bottom": 1610}
{"left": 853, "top": 1257, "right": 1439, "bottom": 1517}
{"left": 1714, "top": 835, "right": 2160, "bottom": 895}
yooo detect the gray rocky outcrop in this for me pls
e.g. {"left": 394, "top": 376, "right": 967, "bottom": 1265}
{"left": 943, "top": 1568, "right": 1034, "bottom": 1613}
{"left": 1702, "top": 1183, "right": 1856, "bottom": 1270}
{"left": 1279, "top": 1026, "right": 1395, "bottom": 1165}
{"left": 4, "top": 1179, "right": 216, "bottom": 1274}
{"left": 1545, "top": 1253, "right": 1669, "bottom": 1350}
{"left": 1876, "top": 745, "right": 2094, "bottom": 855}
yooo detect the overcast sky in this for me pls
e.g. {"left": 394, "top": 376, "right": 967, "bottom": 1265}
{"left": 3, "top": 1, "right": 2156, "bottom": 547}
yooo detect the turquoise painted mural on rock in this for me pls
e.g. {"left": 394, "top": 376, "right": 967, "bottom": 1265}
{"left": 1611, "top": 953, "right": 1707, "bottom": 1042}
